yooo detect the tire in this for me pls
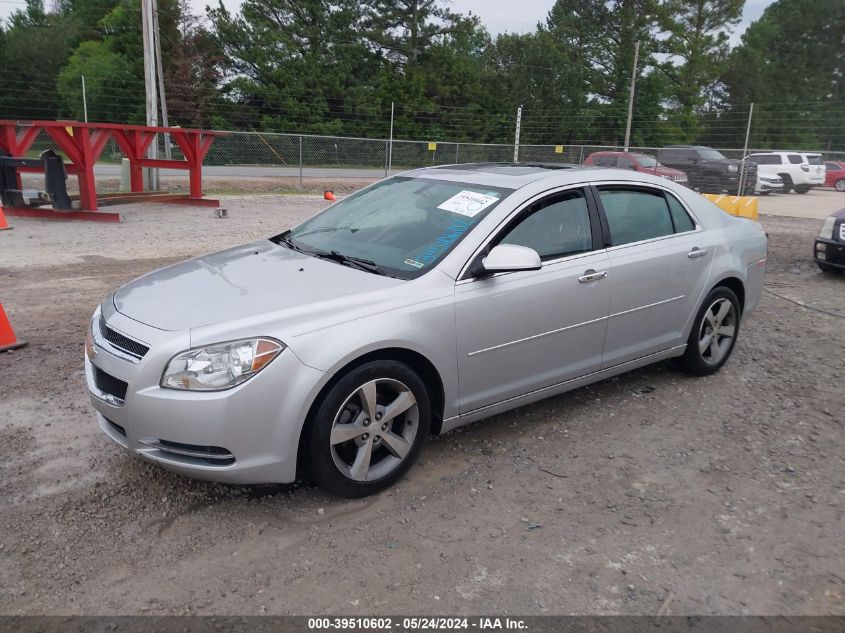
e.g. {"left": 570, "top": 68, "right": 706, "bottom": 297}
{"left": 834, "top": 179, "right": 845, "bottom": 192}
{"left": 779, "top": 174, "right": 793, "bottom": 193}
{"left": 794, "top": 185, "right": 811, "bottom": 194}
{"left": 307, "top": 360, "right": 431, "bottom": 498}
{"left": 673, "top": 286, "right": 741, "bottom": 377}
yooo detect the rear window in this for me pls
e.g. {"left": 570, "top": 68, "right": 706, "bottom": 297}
{"left": 805, "top": 155, "right": 823, "bottom": 165}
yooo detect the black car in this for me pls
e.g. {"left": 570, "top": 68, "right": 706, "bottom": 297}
{"left": 658, "top": 145, "right": 756, "bottom": 195}
{"left": 814, "top": 209, "right": 845, "bottom": 273}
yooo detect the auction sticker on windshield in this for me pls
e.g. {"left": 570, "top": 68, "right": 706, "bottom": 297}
{"left": 437, "top": 190, "right": 500, "bottom": 218}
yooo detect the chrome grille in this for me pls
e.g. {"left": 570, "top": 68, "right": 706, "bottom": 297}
{"left": 99, "top": 318, "right": 149, "bottom": 359}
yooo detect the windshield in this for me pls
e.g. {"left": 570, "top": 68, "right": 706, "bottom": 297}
{"left": 276, "top": 177, "right": 512, "bottom": 279}
{"left": 634, "top": 155, "right": 661, "bottom": 168}
{"left": 699, "top": 148, "right": 727, "bottom": 160}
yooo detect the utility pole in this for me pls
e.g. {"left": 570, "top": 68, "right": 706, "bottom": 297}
{"left": 151, "top": 0, "right": 171, "bottom": 160}
{"left": 387, "top": 101, "right": 394, "bottom": 176}
{"left": 141, "top": 0, "right": 159, "bottom": 190}
{"left": 81, "top": 75, "right": 88, "bottom": 123}
{"left": 623, "top": 41, "right": 640, "bottom": 152}
{"left": 738, "top": 103, "right": 754, "bottom": 196}
{"left": 513, "top": 105, "right": 522, "bottom": 163}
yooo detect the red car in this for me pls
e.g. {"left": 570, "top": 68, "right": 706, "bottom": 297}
{"left": 824, "top": 161, "right": 845, "bottom": 192}
{"left": 584, "top": 151, "right": 689, "bottom": 185}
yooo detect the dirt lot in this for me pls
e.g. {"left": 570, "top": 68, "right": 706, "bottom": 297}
{"left": 0, "top": 196, "right": 843, "bottom": 616}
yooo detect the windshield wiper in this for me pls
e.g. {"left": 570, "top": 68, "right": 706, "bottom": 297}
{"left": 321, "top": 250, "right": 385, "bottom": 275}
{"left": 276, "top": 233, "right": 305, "bottom": 252}
{"left": 275, "top": 232, "right": 386, "bottom": 276}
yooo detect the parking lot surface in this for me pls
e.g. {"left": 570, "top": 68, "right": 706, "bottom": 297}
{"left": 1, "top": 195, "right": 843, "bottom": 616}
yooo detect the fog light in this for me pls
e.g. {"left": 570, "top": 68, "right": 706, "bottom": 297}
{"left": 817, "top": 252, "right": 827, "bottom": 261}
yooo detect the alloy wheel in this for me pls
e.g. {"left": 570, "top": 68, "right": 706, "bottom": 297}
{"left": 329, "top": 378, "right": 419, "bottom": 482}
{"left": 698, "top": 298, "right": 737, "bottom": 365}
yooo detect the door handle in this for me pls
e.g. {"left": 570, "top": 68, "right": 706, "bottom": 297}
{"left": 578, "top": 269, "right": 608, "bottom": 283}
{"left": 688, "top": 247, "right": 709, "bottom": 259}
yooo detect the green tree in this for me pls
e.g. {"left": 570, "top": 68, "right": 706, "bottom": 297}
{"left": 657, "top": 0, "right": 745, "bottom": 139}
{"left": 0, "top": 0, "right": 79, "bottom": 119}
{"left": 722, "top": 0, "right": 845, "bottom": 149}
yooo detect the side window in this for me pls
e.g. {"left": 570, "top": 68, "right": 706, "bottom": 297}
{"left": 598, "top": 188, "right": 675, "bottom": 246}
{"left": 752, "top": 155, "right": 779, "bottom": 165}
{"left": 497, "top": 190, "right": 593, "bottom": 261}
{"left": 665, "top": 193, "right": 696, "bottom": 232}
{"left": 826, "top": 162, "right": 842, "bottom": 171}
{"left": 594, "top": 155, "right": 616, "bottom": 167}
{"left": 788, "top": 154, "right": 803, "bottom": 164}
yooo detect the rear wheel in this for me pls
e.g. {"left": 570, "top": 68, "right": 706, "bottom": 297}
{"left": 307, "top": 360, "right": 431, "bottom": 498}
{"left": 673, "top": 287, "right": 740, "bottom": 377}
{"left": 834, "top": 179, "right": 845, "bottom": 192}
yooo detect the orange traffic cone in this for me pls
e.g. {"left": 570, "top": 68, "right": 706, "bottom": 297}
{"left": 0, "top": 206, "right": 12, "bottom": 231}
{"left": 324, "top": 190, "right": 336, "bottom": 201}
{"left": 0, "top": 303, "right": 27, "bottom": 352}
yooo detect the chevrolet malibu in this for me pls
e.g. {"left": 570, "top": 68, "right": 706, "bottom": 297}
{"left": 86, "top": 163, "right": 768, "bottom": 497}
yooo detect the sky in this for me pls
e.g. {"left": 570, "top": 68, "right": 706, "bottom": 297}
{"left": 1, "top": 0, "right": 777, "bottom": 45}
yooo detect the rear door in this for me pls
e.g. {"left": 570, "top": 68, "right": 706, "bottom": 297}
{"left": 805, "top": 154, "right": 825, "bottom": 184}
{"left": 592, "top": 184, "right": 715, "bottom": 368}
{"left": 454, "top": 187, "right": 611, "bottom": 413}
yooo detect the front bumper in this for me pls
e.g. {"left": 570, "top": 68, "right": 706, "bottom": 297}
{"left": 86, "top": 308, "right": 328, "bottom": 484}
{"left": 814, "top": 238, "right": 845, "bottom": 269}
{"left": 757, "top": 180, "right": 782, "bottom": 193}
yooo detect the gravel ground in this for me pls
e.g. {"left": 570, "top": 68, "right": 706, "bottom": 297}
{"left": 0, "top": 196, "right": 843, "bottom": 616}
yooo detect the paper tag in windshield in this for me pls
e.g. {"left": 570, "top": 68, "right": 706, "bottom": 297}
{"left": 437, "top": 190, "right": 499, "bottom": 218}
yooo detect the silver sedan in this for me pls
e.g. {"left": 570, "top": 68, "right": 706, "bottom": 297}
{"left": 86, "top": 163, "right": 768, "bottom": 497}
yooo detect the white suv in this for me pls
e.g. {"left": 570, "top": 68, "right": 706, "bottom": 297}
{"left": 747, "top": 151, "right": 825, "bottom": 194}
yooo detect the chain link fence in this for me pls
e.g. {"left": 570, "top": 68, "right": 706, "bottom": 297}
{"left": 19, "top": 127, "right": 845, "bottom": 195}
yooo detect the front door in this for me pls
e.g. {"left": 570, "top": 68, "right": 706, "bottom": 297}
{"left": 455, "top": 188, "right": 611, "bottom": 414}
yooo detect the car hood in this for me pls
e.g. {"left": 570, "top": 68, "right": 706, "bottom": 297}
{"left": 705, "top": 158, "right": 752, "bottom": 171}
{"left": 113, "top": 240, "right": 403, "bottom": 332}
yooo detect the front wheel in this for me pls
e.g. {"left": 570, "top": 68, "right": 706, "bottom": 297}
{"left": 779, "top": 174, "right": 793, "bottom": 193}
{"left": 673, "top": 287, "right": 741, "bottom": 377}
{"left": 794, "top": 185, "right": 811, "bottom": 194}
{"left": 307, "top": 361, "right": 431, "bottom": 497}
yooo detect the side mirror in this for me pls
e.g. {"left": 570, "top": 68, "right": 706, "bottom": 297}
{"left": 477, "top": 244, "right": 542, "bottom": 275}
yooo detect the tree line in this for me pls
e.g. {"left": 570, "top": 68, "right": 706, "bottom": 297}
{"left": 0, "top": 0, "right": 843, "bottom": 150}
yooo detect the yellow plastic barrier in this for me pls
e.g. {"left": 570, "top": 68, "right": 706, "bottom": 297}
{"left": 700, "top": 193, "right": 758, "bottom": 221}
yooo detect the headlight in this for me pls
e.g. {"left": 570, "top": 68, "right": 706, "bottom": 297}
{"left": 727, "top": 165, "right": 738, "bottom": 173}
{"left": 819, "top": 216, "right": 835, "bottom": 239}
{"left": 161, "top": 338, "right": 284, "bottom": 391}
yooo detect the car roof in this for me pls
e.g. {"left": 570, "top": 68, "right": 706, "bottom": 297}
{"left": 401, "top": 162, "right": 597, "bottom": 188}
{"left": 590, "top": 150, "right": 646, "bottom": 156}
{"left": 398, "top": 161, "right": 690, "bottom": 191}
{"left": 750, "top": 150, "right": 821, "bottom": 155}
